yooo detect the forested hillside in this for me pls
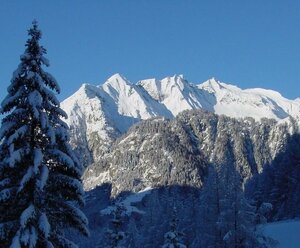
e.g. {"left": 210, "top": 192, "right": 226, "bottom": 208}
{"left": 75, "top": 109, "right": 300, "bottom": 247}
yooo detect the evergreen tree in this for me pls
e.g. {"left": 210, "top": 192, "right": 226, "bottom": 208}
{"left": 213, "top": 133, "right": 261, "bottom": 248}
{"left": 162, "top": 206, "right": 186, "bottom": 248}
{"left": 252, "top": 134, "right": 300, "bottom": 220}
{"left": 0, "top": 21, "right": 89, "bottom": 247}
{"left": 198, "top": 166, "right": 222, "bottom": 248}
{"left": 218, "top": 179, "right": 259, "bottom": 248}
{"left": 107, "top": 204, "right": 126, "bottom": 248}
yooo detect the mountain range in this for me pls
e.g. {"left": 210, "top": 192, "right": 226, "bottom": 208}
{"left": 61, "top": 73, "right": 300, "bottom": 170}
{"left": 61, "top": 74, "right": 300, "bottom": 247}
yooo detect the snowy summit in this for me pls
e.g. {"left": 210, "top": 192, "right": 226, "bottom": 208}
{"left": 61, "top": 74, "right": 300, "bottom": 146}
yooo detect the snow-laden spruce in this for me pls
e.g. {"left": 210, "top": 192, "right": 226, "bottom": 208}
{"left": 106, "top": 204, "right": 127, "bottom": 248}
{"left": 198, "top": 133, "right": 274, "bottom": 248}
{"left": 0, "top": 21, "right": 89, "bottom": 247}
{"left": 162, "top": 207, "right": 186, "bottom": 248}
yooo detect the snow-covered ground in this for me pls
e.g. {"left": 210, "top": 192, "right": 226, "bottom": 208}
{"left": 100, "top": 187, "right": 152, "bottom": 216}
{"left": 262, "top": 220, "right": 300, "bottom": 247}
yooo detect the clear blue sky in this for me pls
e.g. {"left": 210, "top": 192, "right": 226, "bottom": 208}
{"left": 1, "top": 1, "right": 300, "bottom": 102}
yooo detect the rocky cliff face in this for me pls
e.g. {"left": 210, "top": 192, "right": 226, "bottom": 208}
{"left": 83, "top": 109, "right": 298, "bottom": 194}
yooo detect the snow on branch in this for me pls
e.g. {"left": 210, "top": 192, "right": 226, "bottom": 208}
{"left": 18, "top": 166, "right": 34, "bottom": 193}
{"left": 33, "top": 148, "right": 43, "bottom": 174}
{"left": 55, "top": 174, "right": 84, "bottom": 196}
{"left": 39, "top": 112, "right": 49, "bottom": 130}
{"left": 0, "top": 188, "right": 13, "bottom": 203}
{"left": 40, "top": 56, "right": 50, "bottom": 67}
{"left": 36, "top": 165, "right": 49, "bottom": 191}
{"left": 10, "top": 230, "right": 21, "bottom": 248}
{"left": 38, "top": 213, "right": 50, "bottom": 238}
{"left": 55, "top": 235, "right": 78, "bottom": 248}
{"left": 7, "top": 125, "right": 28, "bottom": 145}
{"left": 1, "top": 89, "right": 23, "bottom": 113}
{"left": 64, "top": 202, "right": 89, "bottom": 236}
{"left": 0, "top": 121, "right": 16, "bottom": 140}
{"left": 6, "top": 147, "right": 30, "bottom": 168}
{"left": 48, "top": 149, "right": 80, "bottom": 175}
{"left": 11, "top": 63, "right": 25, "bottom": 82}
{"left": 28, "top": 90, "right": 42, "bottom": 109}
{"left": 41, "top": 71, "right": 60, "bottom": 93}
{"left": 0, "top": 178, "right": 10, "bottom": 187}
{"left": 42, "top": 87, "right": 60, "bottom": 106}
{"left": 20, "top": 204, "right": 35, "bottom": 228}
{"left": 19, "top": 226, "right": 37, "bottom": 248}
{"left": 55, "top": 126, "right": 70, "bottom": 142}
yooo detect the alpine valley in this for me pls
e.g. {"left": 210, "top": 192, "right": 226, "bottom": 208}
{"left": 62, "top": 74, "right": 300, "bottom": 247}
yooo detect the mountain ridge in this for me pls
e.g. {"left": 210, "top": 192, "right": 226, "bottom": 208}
{"left": 62, "top": 73, "right": 300, "bottom": 122}
{"left": 60, "top": 73, "right": 300, "bottom": 168}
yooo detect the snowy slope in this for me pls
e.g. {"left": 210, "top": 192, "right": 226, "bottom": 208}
{"left": 101, "top": 186, "right": 152, "bottom": 216}
{"left": 62, "top": 74, "right": 300, "bottom": 138}
{"left": 138, "top": 75, "right": 300, "bottom": 121}
{"left": 61, "top": 73, "right": 173, "bottom": 137}
{"left": 102, "top": 74, "right": 173, "bottom": 123}
{"left": 138, "top": 75, "right": 214, "bottom": 115}
{"left": 199, "top": 78, "right": 300, "bottom": 121}
{"left": 62, "top": 74, "right": 300, "bottom": 134}
{"left": 262, "top": 220, "right": 300, "bottom": 247}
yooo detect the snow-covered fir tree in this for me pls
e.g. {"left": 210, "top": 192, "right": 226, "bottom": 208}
{"left": 0, "top": 21, "right": 89, "bottom": 247}
{"left": 215, "top": 135, "right": 264, "bottom": 248}
{"left": 248, "top": 133, "right": 300, "bottom": 221}
{"left": 198, "top": 166, "right": 222, "bottom": 248}
{"left": 107, "top": 204, "right": 126, "bottom": 248}
{"left": 162, "top": 206, "right": 186, "bottom": 248}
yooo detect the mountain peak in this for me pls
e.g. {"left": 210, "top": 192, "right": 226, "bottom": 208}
{"left": 65, "top": 83, "right": 98, "bottom": 101}
{"left": 104, "top": 73, "right": 130, "bottom": 87}
{"left": 199, "top": 77, "right": 224, "bottom": 93}
{"left": 208, "top": 77, "right": 220, "bottom": 84}
{"left": 62, "top": 74, "right": 300, "bottom": 126}
{"left": 161, "top": 74, "right": 190, "bottom": 91}
{"left": 102, "top": 73, "right": 132, "bottom": 93}
{"left": 107, "top": 73, "right": 128, "bottom": 82}
{"left": 171, "top": 74, "right": 184, "bottom": 80}
{"left": 169, "top": 74, "right": 186, "bottom": 82}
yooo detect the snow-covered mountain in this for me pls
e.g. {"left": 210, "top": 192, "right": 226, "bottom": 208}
{"left": 198, "top": 78, "right": 300, "bottom": 120}
{"left": 61, "top": 74, "right": 300, "bottom": 247}
{"left": 62, "top": 73, "right": 300, "bottom": 129}
{"left": 61, "top": 73, "right": 300, "bottom": 166}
